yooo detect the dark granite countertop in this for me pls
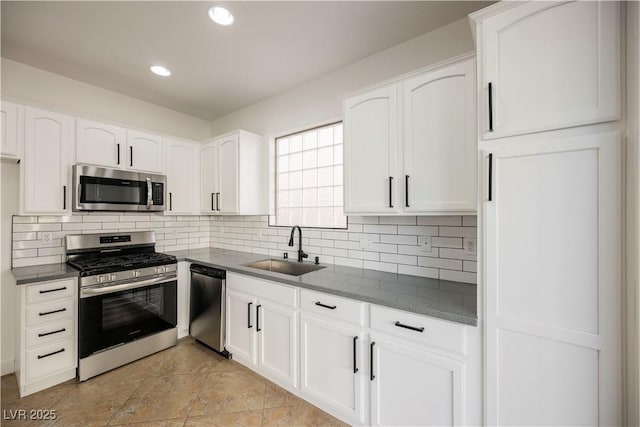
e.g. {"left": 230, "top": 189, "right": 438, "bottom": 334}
{"left": 11, "top": 263, "right": 80, "bottom": 285}
{"left": 167, "top": 248, "right": 477, "bottom": 326}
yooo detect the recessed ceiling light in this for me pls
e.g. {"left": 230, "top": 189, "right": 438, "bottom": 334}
{"left": 209, "top": 6, "right": 233, "bottom": 26}
{"left": 150, "top": 65, "right": 171, "bottom": 77}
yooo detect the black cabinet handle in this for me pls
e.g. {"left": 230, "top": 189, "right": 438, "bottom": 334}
{"left": 315, "top": 301, "right": 337, "bottom": 310}
{"left": 37, "top": 348, "right": 65, "bottom": 360}
{"left": 394, "top": 321, "right": 425, "bottom": 333}
{"left": 388, "top": 177, "right": 393, "bottom": 208}
{"left": 216, "top": 193, "right": 220, "bottom": 211}
{"left": 39, "top": 308, "right": 66, "bottom": 316}
{"left": 39, "top": 287, "right": 66, "bottom": 294}
{"left": 247, "top": 302, "right": 253, "bottom": 328}
{"left": 256, "top": 304, "right": 262, "bottom": 332}
{"left": 405, "top": 175, "right": 409, "bottom": 208}
{"left": 117, "top": 143, "right": 120, "bottom": 165}
{"left": 38, "top": 328, "right": 66, "bottom": 338}
{"left": 130, "top": 146, "right": 133, "bottom": 167}
{"left": 169, "top": 192, "right": 172, "bottom": 211}
{"left": 353, "top": 336, "right": 359, "bottom": 374}
{"left": 211, "top": 193, "right": 214, "bottom": 211}
{"left": 63, "top": 185, "right": 66, "bottom": 210}
{"left": 488, "top": 153, "right": 493, "bottom": 202}
{"left": 488, "top": 82, "right": 494, "bottom": 132}
{"left": 370, "top": 341, "right": 376, "bottom": 381}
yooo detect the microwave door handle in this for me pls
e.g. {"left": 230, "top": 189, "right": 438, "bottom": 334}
{"left": 146, "top": 178, "right": 152, "bottom": 209}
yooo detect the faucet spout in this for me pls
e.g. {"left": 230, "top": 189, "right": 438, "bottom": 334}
{"left": 288, "top": 225, "right": 308, "bottom": 263}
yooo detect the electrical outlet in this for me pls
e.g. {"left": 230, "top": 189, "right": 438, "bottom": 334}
{"left": 463, "top": 238, "right": 477, "bottom": 255}
{"left": 418, "top": 235, "right": 432, "bottom": 252}
{"left": 42, "top": 233, "right": 53, "bottom": 244}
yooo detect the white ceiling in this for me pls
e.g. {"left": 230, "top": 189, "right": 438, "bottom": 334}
{"left": 1, "top": 1, "right": 491, "bottom": 121}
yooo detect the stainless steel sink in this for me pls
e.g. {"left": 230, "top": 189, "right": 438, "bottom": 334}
{"left": 243, "top": 259, "right": 325, "bottom": 276}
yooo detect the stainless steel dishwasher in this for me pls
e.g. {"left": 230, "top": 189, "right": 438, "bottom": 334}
{"left": 189, "top": 264, "right": 231, "bottom": 358}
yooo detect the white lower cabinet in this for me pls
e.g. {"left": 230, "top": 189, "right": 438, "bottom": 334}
{"left": 225, "top": 273, "right": 297, "bottom": 388}
{"left": 369, "top": 335, "right": 464, "bottom": 427}
{"left": 177, "top": 262, "right": 190, "bottom": 339}
{"left": 299, "top": 313, "right": 367, "bottom": 425}
{"left": 15, "top": 278, "right": 77, "bottom": 397}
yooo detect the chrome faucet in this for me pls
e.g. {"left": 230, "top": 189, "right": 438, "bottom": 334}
{"left": 288, "top": 225, "right": 308, "bottom": 263}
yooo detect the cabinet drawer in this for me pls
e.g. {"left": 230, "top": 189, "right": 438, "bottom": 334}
{"left": 25, "top": 338, "right": 76, "bottom": 382}
{"left": 370, "top": 305, "right": 466, "bottom": 356}
{"left": 26, "top": 299, "right": 75, "bottom": 327}
{"left": 227, "top": 272, "right": 296, "bottom": 307}
{"left": 26, "top": 279, "right": 75, "bottom": 305}
{"left": 300, "top": 289, "right": 366, "bottom": 327}
{"left": 26, "top": 318, "right": 75, "bottom": 348}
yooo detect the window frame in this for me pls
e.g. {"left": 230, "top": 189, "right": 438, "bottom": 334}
{"left": 268, "top": 120, "right": 348, "bottom": 230}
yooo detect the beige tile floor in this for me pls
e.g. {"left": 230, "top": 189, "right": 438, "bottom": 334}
{"left": 1, "top": 338, "right": 348, "bottom": 427}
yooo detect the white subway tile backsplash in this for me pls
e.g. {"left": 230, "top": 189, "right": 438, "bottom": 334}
{"left": 418, "top": 257, "right": 462, "bottom": 271}
{"left": 83, "top": 215, "right": 120, "bottom": 223}
{"left": 440, "top": 269, "right": 477, "bottom": 284}
{"left": 380, "top": 253, "right": 417, "bottom": 265}
{"left": 37, "top": 247, "right": 66, "bottom": 256}
{"left": 13, "top": 249, "right": 38, "bottom": 258}
{"left": 13, "top": 223, "right": 61, "bottom": 232}
{"left": 363, "top": 260, "right": 398, "bottom": 274}
{"left": 13, "top": 255, "right": 62, "bottom": 268}
{"left": 348, "top": 250, "right": 380, "bottom": 261}
{"left": 13, "top": 239, "right": 62, "bottom": 250}
{"left": 398, "top": 245, "right": 439, "bottom": 257}
{"left": 398, "top": 265, "right": 438, "bottom": 279}
{"left": 334, "top": 257, "right": 364, "bottom": 269}
{"left": 431, "top": 237, "right": 463, "bottom": 248}
{"left": 380, "top": 234, "right": 417, "bottom": 245}
{"left": 439, "top": 226, "right": 477, "bottom": 238}
{"left": 379, "top": 216, "right": 417, "bottom": 225}
{"left": 62, "top": 223, "right": 102, "bottom": 231}
{"left": 13, "top": 216, "right": 37, "bottom": 224}
{"left": 363, "top": 224, "right": 397, "bottom": 234}
{"left": 462, "top": 216, "right": 477, "bottom": 227}
{"left": 349, "top": 216, "right": 379, "bottom": 224}
{"left": 397, "top": 225, "right": 438, "bottom": 236}
{"left": 13, "top": 232, "right": 37, "bottom": 241}
{"left": 417, "top": 216, "right": 462, "bottom": 226}
{"left": 463, "top": 261, "right": 477, "bottom": 273}
{"left": 439, "top": 248, "right": 477, "bottom": 261}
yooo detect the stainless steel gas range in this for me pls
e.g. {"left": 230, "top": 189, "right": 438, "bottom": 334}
{"left": 65, "top": 231, "right": 178, "bottom": 381}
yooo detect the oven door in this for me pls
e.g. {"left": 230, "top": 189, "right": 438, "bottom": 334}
{"left": 79, "top": 276, "right": 177, "bottom": 359}
{"left": 73, "top": 164, "right": 165, "bottom": 212}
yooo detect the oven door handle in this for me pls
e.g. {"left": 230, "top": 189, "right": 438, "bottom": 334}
{"left": 80, "top": 274, "right": 176, "bottom": 298}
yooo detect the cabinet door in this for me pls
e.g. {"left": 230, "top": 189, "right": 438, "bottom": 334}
{"left": 484, "top": 132, "right": 622, "bottom": 425}
{"left": 257, "top": 300, "right": 297, "bottom": 387}
{"left": 343, "top": 85, "right": 400, "bottom": 214}
{"left": 201, "top": 141, "right": 219, "bottom": 213}
{"left": 481, "top": 1, "right": 620, "bottom": 138}
{"left": 126, "top": 130, "right": 164, "bottom": 173}
{"left": 225, "top": 290, "right": 256, "bottom": 366}
{"left": 300, "top": 313, "right": 365, "bottom": 424}
{"left": 23, "top": 107, "right": 74, "bottom": 214}
{"left": 1, "top": 100, "right": 21, "bottom": 159}
{"left": 217, "top": 134, "right": 239, "bottom": 214}
{"left": 166, "top": 140, "right": 195, "bottom": 215}
{"left": 76, "top": 119, "right": 125, "bottom": 168}
{"left": 403, "top": 59, "right": 476, "bottom": 213}
{"left": 370, "top": 336, "right": 464, "bottom": 426}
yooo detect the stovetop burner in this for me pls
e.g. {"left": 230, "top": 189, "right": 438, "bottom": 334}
{"left": 68, "top": 252, "right": 177, "bottom": 276}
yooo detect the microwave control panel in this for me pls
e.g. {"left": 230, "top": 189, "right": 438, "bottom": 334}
{"left": 152, "top": 182, "right": 164, "bottom": 206}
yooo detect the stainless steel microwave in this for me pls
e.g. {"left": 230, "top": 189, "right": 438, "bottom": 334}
{"left": 72, "top": 165, "right": 166, "bottom": 212}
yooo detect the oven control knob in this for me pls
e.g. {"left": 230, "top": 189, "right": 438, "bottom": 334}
{"left": 134, "top": 270, "right": 140, "bottom": 278}
{"left": 155, "top": 266, "right": 165, "bottom": 274}
{"left": 98, "top": 275, "right": 106, "bottom": 283}
{"left": 109, "top": 274, "right": 117, "bottom": 281}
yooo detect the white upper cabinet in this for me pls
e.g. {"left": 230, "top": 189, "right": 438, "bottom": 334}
{"left": 200, "top": 130, "right": 268, "bottom": 215}
{"left": 217, "top": 133, "right": 240, "bottom": 214}
{"left": 126, "top": 130, "right": 164, "bottom": 173}
{"left": 76, "top": 119, "right": 126, "bottom": 168}
{"left": 201, "top": 141, "right": 219, "bottom": 213}
{"left": 23, "top": 107, "right": 75, "bottom": 215}
{"left": 403, "top": 59, "right": 476, "bottom": 212}
{"left": 165, "top": 138, "right": 200, "bottom": 215}
{"left": 474, "top": 1, "right": 620, "bottom": 139}
{"left": 343, "top": 57, "right": 476, "bottom": 215}
{"left": 1, "top": 100, "right": 23, "bottom": 160}
{"left": 344, "top": 84, "right": 400, "bottom": 214}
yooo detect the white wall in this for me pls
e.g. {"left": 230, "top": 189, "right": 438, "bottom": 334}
{"left": 1, "top": 58, "right": 211, "bottom": 142}
{"left": 1, "top": 163, "right": 19, "bottom": 374}
{"left": 626, "top": 1, "right": 640, "bottom": 425}
{"left": 209, "top": 18, "right": 474, "bottom": 138}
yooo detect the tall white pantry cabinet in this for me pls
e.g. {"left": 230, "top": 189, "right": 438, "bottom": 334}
{"left": 470, "top": 1, "right": 623, "bottom": 426}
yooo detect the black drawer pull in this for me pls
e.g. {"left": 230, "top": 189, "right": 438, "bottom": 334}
{"left": 37, "top": 348, "right": 65, "bottom": 360}
{"left": 216, "top": 193, "right": 220, "bottom": 211}
{"left": 256, "top": 305, "right": 262, "bottom": 332}
{"left": 405, "top": 175, "right": 409, "bottom": 208}
{"left": 39, "top": 287, "right": 66, "bottom": 294}
{"left": 370, "top": 341, "right": 376, "bottom": 381}
{"left": 488, "top": 153, "right": 493, "bottom": 202}
{"left": 38, "top": 328, "right": 66, "bottom": 337}
{"left": 394, "top": 321, "right": 425, "bottom": 333}
{"left": 169, "top": 192, "right": 172, "bottom": 211}
{"left": 130, "top": 146, "right": 133, "bottom": 167}
{"left": 388, "top": 177, "right": 393, "bottom": 208}
{"left": 211, "top": 193, "right": 214, "bottom": 211}
{"left": 353, "top": 336, "right": 358, "bottom": 374}
{"left": 63, "top": 185, "right": 66, "bottom": 210}
{"left": 247, "top": 302, "right": 253, "bottom": 328}
{"left": 315, "top": 301, "right": 337, "bottom": 310}
{"left": 39, "top": 308, "right": 66, "bottom": 316}
{"left": 117, "top": 143, "right": 120, "bottom": 164}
